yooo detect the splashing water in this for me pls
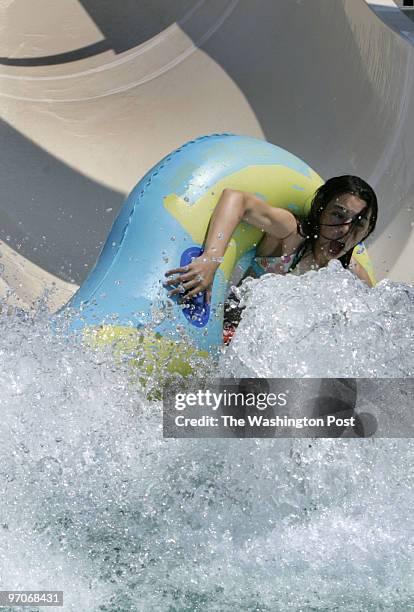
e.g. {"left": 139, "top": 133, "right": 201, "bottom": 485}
{"left": 0, "top": 264, "right": 413, "bottom": 611}
{"left": 221, "top": 260, "right": 414, "bottom": 377}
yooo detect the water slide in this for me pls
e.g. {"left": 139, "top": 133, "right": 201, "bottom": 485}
{"left": 1, "top": 0, "right": 414, "bottom": 313}
{"left": 1, "top": 4, "right": 414, "bottom": 607}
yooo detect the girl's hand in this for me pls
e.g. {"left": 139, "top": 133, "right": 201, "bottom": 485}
{"left": 164, "top": 254, "right": 220, "bottom": 304}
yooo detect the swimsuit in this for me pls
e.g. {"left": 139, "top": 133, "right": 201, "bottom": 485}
{"left": 250, "top": 240, "right": 307, "bottom": 278}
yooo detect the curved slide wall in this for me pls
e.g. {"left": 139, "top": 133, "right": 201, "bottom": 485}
{"left": 0, "top": 0, "right": 413, "bottom": 310}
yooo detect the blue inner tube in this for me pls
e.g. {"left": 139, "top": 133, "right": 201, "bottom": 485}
{"left": 59, "top": 133, "right": 373, "bottom": 356}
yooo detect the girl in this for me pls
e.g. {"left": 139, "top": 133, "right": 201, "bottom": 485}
{"left": 165, "top": 176, "right": 378, "bottom": 342}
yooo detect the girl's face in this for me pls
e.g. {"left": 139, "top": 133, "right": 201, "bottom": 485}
{"left": 316, "top": 193, "right": 372, "bottom": 259}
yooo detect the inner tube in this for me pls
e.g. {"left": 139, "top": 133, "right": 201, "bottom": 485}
{"left": 59, "top": 133, "right": 375, "bottom": 360}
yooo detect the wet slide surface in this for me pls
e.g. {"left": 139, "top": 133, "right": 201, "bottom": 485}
{"left": 0, "top": 0, "right": 413, "bottom": 304}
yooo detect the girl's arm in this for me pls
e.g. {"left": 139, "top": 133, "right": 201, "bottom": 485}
{"left": 349, "top": 256, "right": 373, "bottom": 287}
{"left": 164, "top": 188, "right": 298, "bottom": 302}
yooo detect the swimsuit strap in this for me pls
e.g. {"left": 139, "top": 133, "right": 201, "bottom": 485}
{"left": 290, "top": 239, "right": 308, "bottom": 270}
{"left": 288, "top": 217, "right": 309, "bottom": 270}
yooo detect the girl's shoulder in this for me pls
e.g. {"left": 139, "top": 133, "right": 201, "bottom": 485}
{"left": 349, "top": 256, "right": 373, "bottom": 287}
{"left": 281, "top": 216, "right": 307, "bottom": 252}
{"left": 256, "top": 215, "right": 306, "bottom": 257}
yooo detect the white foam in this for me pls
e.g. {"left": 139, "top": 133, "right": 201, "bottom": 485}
{"left": 220, "top": 260, "right": 414, "bottom": 378}
{"left": 0, "top": 276, "right": 412, "bottom": 610}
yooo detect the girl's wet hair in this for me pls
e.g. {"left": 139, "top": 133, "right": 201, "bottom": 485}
{"left": 298, "top": 175, "right": 378, "bottom": 268}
